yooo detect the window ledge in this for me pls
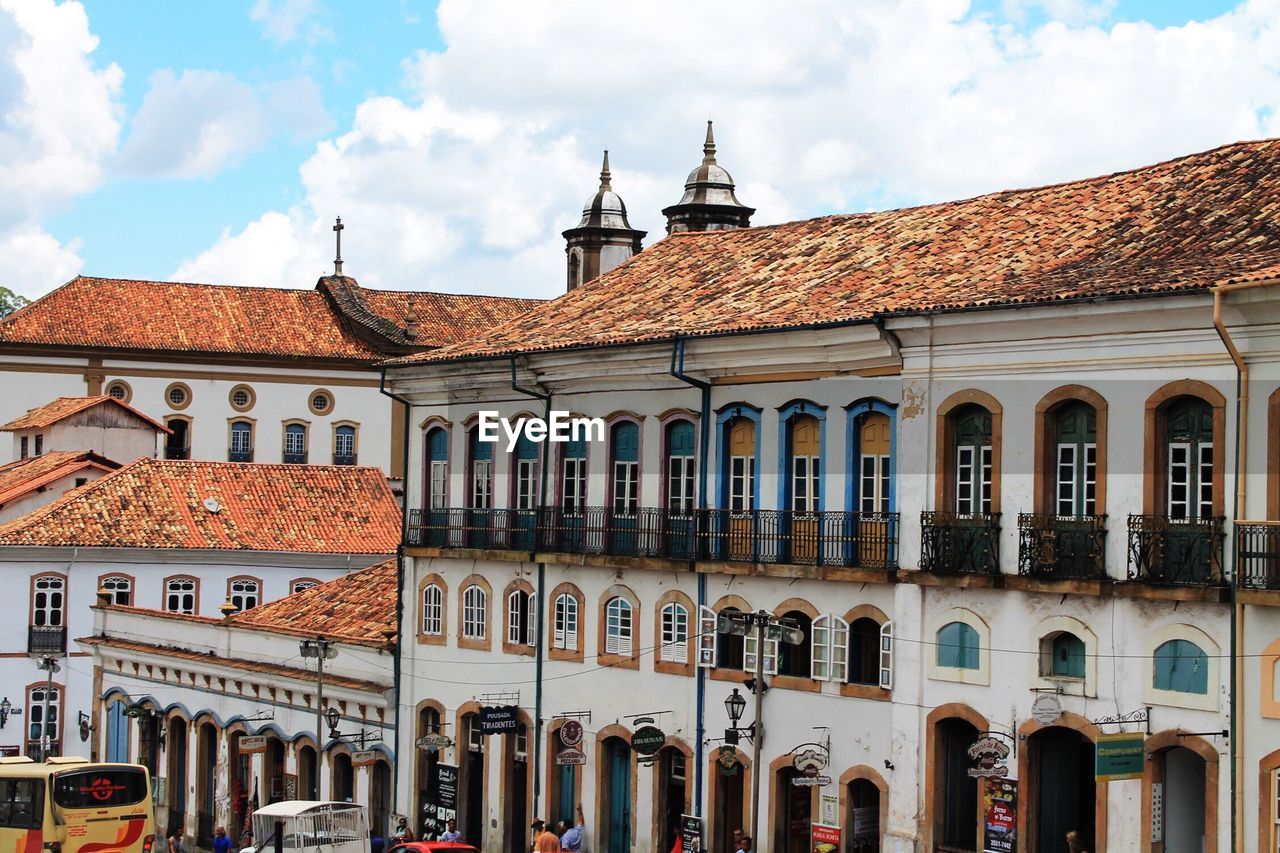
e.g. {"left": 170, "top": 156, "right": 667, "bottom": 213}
{"left": 458, "top": 636, "right": 491, "bottom": 652}
{"left": 654, "top": 659, "right": 694, "bottom": 677}
{"left": 417, "top": 633, "right": 446, "bottom": 647}
{"left": 710, "top": 668, "right": 749, "bottom": 684}
{"left": 503, "top": 643, "right": 535, "bottom": 657}
{"left": 771, "top": 674, "right": 822, "bottom": 694}
{"left": 839, "top": 683, "right": 890, "bottom": 701}
{"left": 549, "top": 646, "right": 583, "bottom": 663}
{"left": 596, "top": 653, "right": 639, "bottom": 670}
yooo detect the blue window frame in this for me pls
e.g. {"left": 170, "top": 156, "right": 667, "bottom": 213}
{"left": 468, "top": 427, "right": 492, "bottom": 510}
{"left": 715, "top": 404, "right": 762, "bottom": 511}
{"left": 283, "top": 423, "right": 307, "bottom": 464}
{"left": 514, "top": 434, "right": 539, "bottom": 510}
{"left": 229, "top": 421, "right": 253, "bottom": 462}
{"left": 1049, "top": 632, "right": 1086, "bottom": 678}
{"left": 1153, "top": 639, "right": 1208, "bottom": 694}
{"left": 846, "top": 399, "right": 897, "bottom": 514}
{"left": 937, "top": 621, "right": 979, "bottom": 670}
{"left": 334, "top": 425, "right": 356, "bottom": 465}
{"left": 560, "top": 435, "right": 587, "bottom": 512}
{"left": 665, "top": 420, "right": 696, "bottom": 514}
{"left": 426, "top": 427, "right": 449, "bottom": 509}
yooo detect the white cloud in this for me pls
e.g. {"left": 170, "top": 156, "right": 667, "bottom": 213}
{"left": 179, "top": 0, "right": 1280, "bottom": 299}
{"left": 0, "top": 225, "right": 84, "bottom": 299}
{"left": 249, "top": 0, "right": 328, "bottom": 44}
{"left": 118, "top": 70, "right": 331, "bottom": 179}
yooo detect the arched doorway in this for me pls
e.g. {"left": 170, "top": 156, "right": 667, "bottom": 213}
{"left": 655, "top": 746, "right": 688, "bottom": 853}
{"left": 297, "top": 743, "right": 318, "bottom": 804}
{"left": 1144, "top": 732, "right": 1217, "bottom": 853}
{"left": 503, "top": 723, "right": 530, "bottom": 853}
{"left": 710, "top": 750, "right": 748, "bottom": 853}
{"left": 166, "top": 716, "right": 189, "bottom": 836}
{"left": 1029, "top": 727, "right": 1095, "bottom": 853}
{"left": 331, "top": 752, "right": 354, "bottom": 803}
{"left": 773, "top": 765, "right": 811, "bottom": 853}
{"left": 195, "top": 721, "right": 218, "bottom": 846}
{"left": 416, "top": 705, "right": 442, "bottom": 838}
{"left": 226, "top": 730, "right": 251, "bottom": 841}
{"left": 932, "top": 716, "right": 979, "bottom": 850}
{"left": 459, "top": 712, "right": 485, "bottom": 848}
{"left": 845, "top": 777, "right": 881, "bottom": 852}
{"left": 371, "top": 759, "right": 392, "bottom": 839}
{"left": 264, "top": 736, "right": 285, "bottom": 804}
{"left": 599, "top": 736, "right": 632, "bottom": 853}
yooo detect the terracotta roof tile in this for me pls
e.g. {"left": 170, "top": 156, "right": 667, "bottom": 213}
{"left": 1, "top": 395, "right": 170, "bottom": 432}
{"left": 0, "top": 458, "right": 401, "bottom": 552}
{"left": 228, "top": 558, "right": 397, "bottom": 645}
{"left": 396, "top": 138, "right": 1280, "bottom": 364}
{"left": 360, "top": 289, "right": 543, "bottom": 347}
{"left": 0, "top": 451, "right": 119, "bottom": 504}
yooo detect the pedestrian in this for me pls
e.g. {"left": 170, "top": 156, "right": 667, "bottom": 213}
{"left": 1066, "top": 831, "right": 1088, "bottom": 853}
{"left": 167, "top": 830, "right": 184, "bottom": 853}
{"left": 532, "top": 819, "right": 561, "bottom": 853}
{"left": 240, "top": 828, "right": 253, "bottom": 853}
{"left": 738, "top": 835, "right": 752, "bottom": 853}
{"left": 732, "top": 829, "right": 744, "bottom": 851}
{"left": 557, "top": 803, "right": 585, "bottom": 852}
{"left": 213, "top": 827, "right": 232, "bottom": 853}
{"left": 440, "top": 818, "right": 463, "bottom": 843}
{"left": 392, "top": 817, "right": 414, "bottom": 844}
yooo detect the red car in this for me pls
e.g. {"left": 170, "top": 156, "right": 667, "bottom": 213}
{"left": 388, "top": 843, "right": 479, "bottom": 853}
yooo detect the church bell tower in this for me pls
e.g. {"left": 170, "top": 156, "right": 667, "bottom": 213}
{"left": 662, "top": 121, "right": 754, "bottom": 234}
{"left": 562, "top": 151, "right": 646, "bottom": 292}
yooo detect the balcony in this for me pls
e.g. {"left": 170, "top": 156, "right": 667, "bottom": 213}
{"left": 1127, "top": 514, "right": 1225, "bottom": 586}
{"left": 283, "top": 451, "right": 308, "bottom": 465}
{"left": 919, "top": 512, "right": 1001, "bottom": 575}
{"left": 228, "top": 447, "right": 254, "bottom": 463}
{"left": 1236, "top": 522, "right": 1280, "bottom": 589}
{"left": 1017, "top": 514, "right": 1107, "bottom": 580}
{"left": 333, "top": 453, "right": 358, "bottom": 466}
{"left": 405, "top": 507, "right": 899, "bottom": 569}
{"left": 28, "top": 625, "right": 66, "bottom": 655}
{"left": 163, "top": 445, "right": 190, "bottom": 461}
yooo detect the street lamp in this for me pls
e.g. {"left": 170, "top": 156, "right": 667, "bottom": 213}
{"left": 724, "top": 688, "right": 746, "bottom": 725}
{"left": 324, "top": 706, "right": 340, "bottom": 736}
{"left": 300, "top": 637, "right": 337, "bottom": 799}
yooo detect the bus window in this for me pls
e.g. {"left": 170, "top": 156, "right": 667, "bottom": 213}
{"left": 0, "top": 778, "right": 44, "bottom": 828}
{"left": 52, "top": 768, "right": 148, "bottom": 809}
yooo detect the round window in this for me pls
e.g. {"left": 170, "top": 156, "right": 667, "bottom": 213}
{"left": 105, "top": 381, "right": 131, "bottom": 402}
{"left": 308, "top": 390, "right": 334, "bottom": 416}
{"left": 165, "top": 383, "right": 192, "bottom": 410}
{"left": 229, "top": 385, "right": 255, "bottom": 412}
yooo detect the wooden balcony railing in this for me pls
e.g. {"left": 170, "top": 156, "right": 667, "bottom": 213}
{"left": 920, "top": 512, "right": 1001, "bottom": 575}
{"left": 405, "top": 507, "right": 900, "bottom": 569}
{"left": 1236, "top": 522, "right": 1280, "bottom": 590}
{"left": 1017, "top": 514, "right": 1107, "bottom": 580}
{"left": 1127, "top": 514, "right": 1225, "bottom": 586}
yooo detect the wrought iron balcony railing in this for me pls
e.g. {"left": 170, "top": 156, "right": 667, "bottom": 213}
{"left": 228, "top": 447, "right": 254, "bottom": 463}
{"left": 1236, "top": 522, "right": 1280, "bottom": 590}
{"left": 28, "top": 624, "right": 66, "bottom": 655}
{"left": 920, "top": 512, "right": 1001, "bottom": 575}
{"left": 1127, "top": 514, "right": 1225, "bottom": 586}
{"left": 405, "top": 507, "right": 900, "bottom": 569}
{"left": 164, "top": 445, "right": 190, "bottom": 460}
{"left": 1017, "top": 514, "right": 1107, "bottom": 580}
{"left": 333, "top": 453, "right": 358, "bottom": 466}
{"left": 283, "top": 451, "right": 308, "bottom": 465}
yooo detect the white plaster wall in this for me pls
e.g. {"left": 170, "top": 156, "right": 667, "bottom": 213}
{"left": 0, "top": 467, "right": 111, "bottom": 522}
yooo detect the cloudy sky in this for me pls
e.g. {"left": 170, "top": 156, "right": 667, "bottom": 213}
{"left": 1, "top": 0, "right": 1272, "bottom": 300}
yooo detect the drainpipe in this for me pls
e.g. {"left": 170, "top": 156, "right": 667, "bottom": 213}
{"left": 670, "top": 338, "right": 711, "bottom": 819}
{"left": 511, "top": 358, "right": 553, "bottom": 819}
{"left": 1211, "top": 277, "right": 1280, "bottom": 853}
{"left": 378, "top": 368, "right": 414, "bottom": 826}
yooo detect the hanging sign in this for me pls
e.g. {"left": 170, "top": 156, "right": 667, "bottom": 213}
{"left": 967, "top": 736, "right": 1010, "bottom": 778}
{"left": 417, "top": 733, "right": 453, "bottom": 752}
{"left": 352, "top": 751, "right": 377, "bottom": 767}
{"left": 810, "top": 824, "right": 840, "bottom": 853}
{"left": 792, "top": 747, "right": 828, "bottom": 776}
{"left": 981, "top": 778, "right": 1017, "bottom": 853}
{"left": 681, "top": 815, "right": 702, "bottom": 853}
{"left": 1031, "top": 694, "right": 1062, "bottom": 726}
{"left": 791, "top": 775, "right": 831, "bottom": 787}
{"left": 1150, "top": 782, "right": 1163, "bottom": 843}
{"left": 819, "top": 793, "right": 838, "bottom": 827}
{"left": 556, "top": 748, "right": 587, "bottom": 766}
{"left": 1095, "top": 732, "right": 1145, "bottom": 781}
{"left": 238, "top": 735, "right": 267, "bottom": 754}
{"left": 559, "top": 720, "right": 584, "bottom": 748}
{"left": 633, "top": 726, "right": 666, "bottom": 756}
{"left": 717, "top": 745, "right": 741, "bottom": 775}
{"left": 479, "top": 705, "right": 519, "bottom": 734}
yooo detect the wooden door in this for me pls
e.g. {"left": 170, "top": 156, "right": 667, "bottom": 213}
{"left": 789, "top": 415, "right": 820, "bottom": 563}
{"left": 727, "top": 419, "right": 756, "bottom": 561}
{"left": 858, "top": 413, "right": 890, "bottom": 566}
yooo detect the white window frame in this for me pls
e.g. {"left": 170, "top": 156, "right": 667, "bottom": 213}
{"left": 31, "top": 575, "right": 65, "bottom": 627}
{"left": 101, "top": 576, "right": 132, "bottom": 606}
{"left": 697, "top": 604, "right": 718, "bottom": 668}
{"left": 668, "top": 455, "right": 695, "bottom": 514}
{"left": 229, "top": 578, "right": 259, "bottom": 612}
{"left": 613, "top": 460, "right": 639, "bottom": 516}
{"left": 553, "top": 593, "right": 578, "bottom": 650}
{"left": 660, "top": 603, "right": 689, "bottom": 663}
{"left": 471, "top": 459, "right": 492, "bottom": 510}
{"left": 561, "top": 456, "right": 586, "bottom": 513}
{"left": 165, "top": 577, "right": 196, "bottom": 615}
{"left": 284, "top": 425, "right": 307, "bottom": 456}
{"left": 604, "top": 597, "right": 633, "bottom": 656}
{"left": 27, "top": 684, "right": 60, "bottom": 753}
{"left": 730, "top": 455, "right": 755, "bottom": 513}
{"left": 507, "top": 590, "right": 534, "bottom": 647}
{"left": 462, "top": 585, "right": 487, "bottom": 640}
{"left": 516, "top": 458, "right": 538, "bottom": 510}
{"left": 230, "top": 422, "right": 253, "bottom": 455}
{"left": 860, "top": 453, "right": 890, "bottom": 514}
{"left": 791, "top": 455, "right": 820, "bottom": 514}
{"left": 429, "top": 460, "right": 448, "bottom": 509}
{"left": 421, "top": 584, "right": 443, "bottom": 636}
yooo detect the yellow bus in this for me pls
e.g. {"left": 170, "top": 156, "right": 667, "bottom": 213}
{"left": 0, "top": 756, "right": 156, "bottom": 853}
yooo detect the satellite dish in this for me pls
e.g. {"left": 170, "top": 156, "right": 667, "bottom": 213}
{"left": 202, "top": 497, "right": 222, "bottom": 513}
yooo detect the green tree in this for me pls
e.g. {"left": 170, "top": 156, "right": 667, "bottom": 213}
{"left": 0, "top": 287, "right": 30, "bottom": 319}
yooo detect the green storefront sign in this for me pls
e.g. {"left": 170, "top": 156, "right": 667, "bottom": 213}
{"left": 1095, "top": 732, "right": 1145, "bottom": 781}
{"left": 633, "top": 725, "right": 666, "bottom": 756}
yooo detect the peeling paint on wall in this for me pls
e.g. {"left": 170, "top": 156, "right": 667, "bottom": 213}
{"left": 901, "top": 380, "right": 927, "bottom": 420}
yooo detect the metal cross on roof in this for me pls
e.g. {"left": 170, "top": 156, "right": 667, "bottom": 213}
{"left": 333, "top": 216, "right": 344, "bottom": 276}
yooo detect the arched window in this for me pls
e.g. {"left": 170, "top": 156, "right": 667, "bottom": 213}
{"left": 811, "top": 614, "right": 847, "bottom": 681}
{"left": 786, "top": 414, "right": 821, "bottom": 514}
{"left": 847, "top": 618, "right": 882, "bottom": 685}
{"left": 660, "top": 602, "right": 689, "bottom": 663}
{"left": 228, "top": 578, "right": 259, "bottom": 612}
{"left": 164, "top": 576, "right": 197, "bottom": 614}
{"left": 291, "top": 579, "right": 319, "bottom": 594}
{"left": 936, "top": 622, "right": 979, "bottom": 670}
{"left": 1154, "top": 639, "right": 1208, "bottom": 694}
{"left": 952, "top": 405, "right": 993, "bottom": 515}
{"left": 26, "top": 684, "right": 60, "bottom": 757}
{"left": 100, "top": 576, "right": 132, "bottom": 606}
{"left": 777, "top": 610, "right": 813, "bottom": 678}
{"left": 421, "top": 584, "right": 443, "bottom": 637}
{"left": 561, "top": 434, "right": 587, "bottom": 512}
{"left": 715, "top": 606, "right": 745, "bottom": 670}
{"left": 333, "top": 425, "right": 357, "bottom": 465}
{"left": 507, "top": 589, "right": 534, "bottom": 648}
{"left": 229, "top": 421, "right": 253, "bottom": 462}
{"left": 1041, "top": 632, "right": 1086, "bottom": 679}
{"left": 462, "top": 585, "right": 487, "bottom": 640}
{"left": 283, "top": 423, "right": 308, "bottom": 464}
{"left": 611, "top": 421, "right": 639, "bottom": 516}
{"left": 665, "top": 420, "right": 696, "bottom": 514}
{"left": 31, "top": 575, "right": 65, "bottom": 628}
{"left": 426, "top": 427, "right": 449, "bottom": 509}
{"left": 105, "top": 700, "right": 128, "bottom": 762}
{"left": 1053, "top": 402, "right": 1097, "bottom": 517}
{"left": 468, "top": 427, "right": 492, "bottom": 510}
{"left": 857, "top": 411, "right": 891, "bottom": 514}
{"left": 1164, "top": 397, "right": 1214, "bottom": 520}
{"left": 604, "top": 597, "right": 633, "bottom": 656}
{"left": 727, "top": 418, "right": 756, "bottom": 512}
{"left": 553, "top": 592, "right": 579, "bottom": 651}
{"left": 513, "top": 432, "right": 539, "bottom": 510}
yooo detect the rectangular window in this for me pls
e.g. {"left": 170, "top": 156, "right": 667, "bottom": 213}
{"left": 516, "top": 459, "right": 538, "bottom": 510}
{"left": 471, "top": 459, "right": 492, "bottom": 510}
{"left": 508, "top": 592, "right": 533, "bottom": 647}
{"left": 1197, "top": 443, "right": 1213, "bottom": 519}
{"left": 284, "top": 429, "right": 306, "bottom": 456}
{"left": 1168, "top": 443, "right": 1190, "bottom": 519}
{"left": 605, "top": 604, "right": 633, "bottom": 656}
{"left": 668, "top": 456, "right": 695, "bottom": 514}
{"left": 792, "top": 456, "right": 819, "bottom": 513}
{"left": 613, "top": 460, "right": 638, "bottom": 515}
{"left": 955, "top": 446, "right": 974, "bottom": 513}
{"left": 0, "top": 778, "right": 44, "bottom": 828}
{"left": 730, "top": 456, "right": 755, "bottom": 512}
{"left": 33, "top": 435, "right": 42, "bottom": 456}
{"left": 229, "top": 579, "right": 258, "bottom": 612}
{"left": 553, "top": 594, "right": 578, "bottom": 650}
{"left": 26, "top": 686, "right": 59, "bottom": 757}
{"left": 561, "top": 457, "right": 586, "bottom": 512}
{"left": 334, "top": 430, "right": 355, "bottom": 457}
{"left": 462, "top": 587, "right": 486, "bottom": 639}
{"left": 231, "top": 428, "right": 252, "bottom": 455}
{"left": 429, "top": 461, "right": 448, "bottom": 509}
{"left": 165, "top": 578, "right": 196, "bottom": 614}
{"left": 1056, "top": 444, "right": 1076, "bottom": 516}
{"left": 1083, "top": 444, "right": 1097, "bottom": 516}
{"left": 980, "top": 446, "right": 992, "bottom": 514}
{"left": 19, "top": 437, "right": 27, "bottom": 459}
{"left": 860, "top": 454, "right": 890, "bottom": 513}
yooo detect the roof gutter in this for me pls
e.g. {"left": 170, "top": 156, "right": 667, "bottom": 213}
{"left": 1210, "top": 274, "right": 1279, "bottom": 853}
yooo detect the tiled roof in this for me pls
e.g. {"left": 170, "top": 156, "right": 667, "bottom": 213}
{"left": 0, "top": 457, "right": 401, "bottom": 552}
{"left": 229, "top": 558, "right": 397, "bottom": 646}
{"left": 79, "top": 636, "right": 387, "bottom": 692}
{"left": 395, "top": 138, "right": 1280, "bottom": 364}
{"left": 0, "top": 276, "right": 544, "bottom": 361}
{"left": 1, "top": 395, "right": 169, "bottom": 432}
{"left": 0, "top": 451, "right": 119, "bottom": 505}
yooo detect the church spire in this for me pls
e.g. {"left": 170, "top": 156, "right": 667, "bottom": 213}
{"left": 702, "top": 120, "right": 716, "bottom": 164}
{"left": 599, "top": 150, "right": 612, "bottom": 190}
{"left": 662, "top": 121, "right": 754, "bottom": 235}
{"left": 562, "top": 149, "right": 646, "bottom": 292}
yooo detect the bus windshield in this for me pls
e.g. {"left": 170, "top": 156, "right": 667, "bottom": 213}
{"left": 52, "top": 768, "right": 149, "bottom": 809}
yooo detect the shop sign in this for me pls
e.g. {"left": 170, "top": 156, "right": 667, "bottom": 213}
{"left": 967, "top": 736, "right": 1010, "bottom": 778}
{"left": 1031, "top": 694, "right": 1062, "bottom": 726}
{"left": 981, "top": 778, "right": 1017, "bottom": 853}
{"left": 792, "top": 747, "right": 828, "bottom": 776}
{"left": 423, "top": 764, "right": 458, "bottom": 839}
{"left": 239, "top": 735, "right": 267, "bottom": 754}
{"left": 790, "top": 776, "right": 831, "bottom": 787}
{"left": 633, "top": 726, "right": 665, "bottom": 756}
{"left": 559, "top": 720, "right": 584, "bottom": 748}
{"left": 810, "top": 824, "right": 840, "bottom": 853}
{"left": 851, "top": 807, "right": 878, "bottom": 841}
{"left": 352, "top": 751, "right": 377, "bottom": 767}
{"left": 717, "top": 745, "right": 741, "bottom": 775}
{"left": 1095, "top": 732, "right": 1145, "bottom": 781}
{"left": 819, "top": 793, "right": 838, "bottom": 827}
{"left": 284, "top": 774, "right": 297, "bottom": 801}
{"left": 479, "top": 705, "right": 519, "bottom": 734}
{"left": 417, "top": 733, "right": 453, "bottom": 752}
{"left": 556, "top": 748, "right": 586, "bottom": 766}
{"left": 681, "top": 815, "right": 702, "bottom": 853}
